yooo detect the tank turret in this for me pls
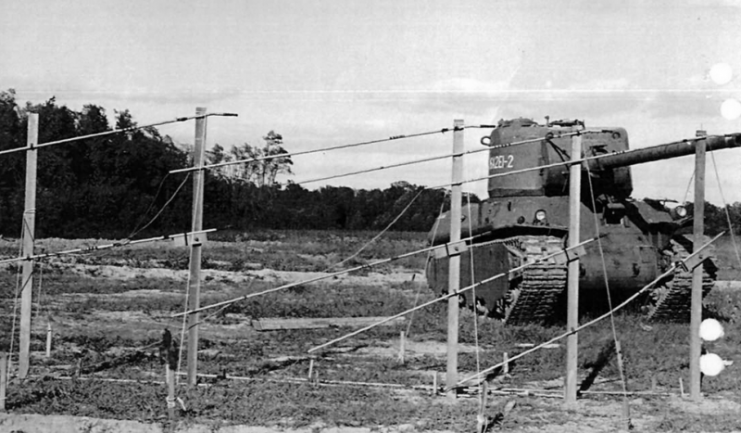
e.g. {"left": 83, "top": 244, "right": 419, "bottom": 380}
{"left": 426, "top": 118, "right": 741, "bottom": 324}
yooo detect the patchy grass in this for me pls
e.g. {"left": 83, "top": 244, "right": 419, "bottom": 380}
{"left": 2, "top": 229, "right": 741, "bottom": 431}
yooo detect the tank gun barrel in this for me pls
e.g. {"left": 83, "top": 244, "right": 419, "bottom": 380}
{"left": 588, "top": 133, "right": 741, "bottom": 171}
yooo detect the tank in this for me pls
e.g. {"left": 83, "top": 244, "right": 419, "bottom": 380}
{"left": 426, "top": 118, "right": 741, "bottom": 324}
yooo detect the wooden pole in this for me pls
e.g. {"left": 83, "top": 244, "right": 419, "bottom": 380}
{"left": 447, "top": 119, "right": 464, "bottom": 399}
{"left": 565, "top": 132, "right": 582, "bottom": 406}
{"left": 0, "top": 352, "right": 7, "bottom": 411}
{"left": 186, "top": 107, "right": 207, "bottom": 386}
{"left": 19, "top": 113, "right": 39, "bottom": 379}
{"left": 690, "top": 137, "right": 706, "bottom": 401}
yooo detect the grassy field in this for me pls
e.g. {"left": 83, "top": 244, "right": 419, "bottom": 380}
{"left": 1, "top": 230, "right": 740, "bottom": 432}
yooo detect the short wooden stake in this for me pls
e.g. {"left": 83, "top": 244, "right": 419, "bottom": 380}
{"left": 679, "top": 377, "right": 685, "bottom": 397}
{"left": 503, "top": 352, "right": 509, "bottom": 375}
{"left": 308, "top": 359, "right": 314, "bottom": 381}
{"left": 399, "top": 331, "right": 406, "bottom": 364}
{"left": 45, "top": 322, "right": 52, "bottom": 358}
{"left": 0, "top": 352, "right": 8, "bottom": 412}
{"left": 166, "top": 364, "right": 176, "bottom": 420}
{"left": 432, "top": 372, "right": 438, "bottom": 396}
{"left": 651, "top": 376, "right": 657, "bottom": 392}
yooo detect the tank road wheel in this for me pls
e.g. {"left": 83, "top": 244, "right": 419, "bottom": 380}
{"left": 645, "top": 236, "right": 717, "bottom": 322}
{"left": 496, "top": 236, "right": 568, "bottom": 325}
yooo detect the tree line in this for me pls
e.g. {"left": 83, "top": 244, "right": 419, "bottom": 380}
{"left": 0, "top": 90, "right": 453, "bottom": 239}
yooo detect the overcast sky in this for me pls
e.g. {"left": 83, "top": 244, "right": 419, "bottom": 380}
{"left": 2, "top": 0, "right": 740, "bottom": 204}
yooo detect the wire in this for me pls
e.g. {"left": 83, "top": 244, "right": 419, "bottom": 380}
{"left": 35, "top": 261, "right": 45, "bottom": 321}
{"left": 290, "top": 131, "right": 586, "bottom": 185}
{"left": 465, "top": 193, "right": 483, "bottom": 388}
{"left": 7, "top": 223, "right": 26, "bottom": 366}
{"left": 0, "top": 229, "right": 217, "bottom": 266}
{"left": 710, "top": 152, "right": 741, "bottom": 268}
{"left": 128, "top": 172, "right": 172, "bottom": 237}
{"left": 172, "top": 230, "right": 495, "bottom": 318}
{"left": 325, "top": 188, "right": 425, "bottom": 271}
{"left": 0, "top": 112, "right": 237, "bottom": 157}
{"left": 307, "top": 237, "right": 601, "bottom": 354}
{"left": 682, "top": 171, "right": 695, "bottom": 204}
{"left": 585, "top": 163, "right": 631, "bottom": 415}
{"left": 405, "top": 191, "right": 447, "bottom": 337}
{"left": 127, "top": 173, "right": 192, "bottom": 240}
{"left": 170, "top": 128, "right": 451, "bottom": 175}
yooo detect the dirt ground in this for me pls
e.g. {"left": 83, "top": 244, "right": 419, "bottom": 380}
{"left": 2, "top": 249, "right": 741, "bottom": 432}
{"left": 2, "top": 395, "right": 740, "bottom": 433}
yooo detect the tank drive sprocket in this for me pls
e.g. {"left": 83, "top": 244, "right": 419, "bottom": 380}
{"left": 645, "top": 236, "right": 717, "bottom": 322}
{"left": 492, "top": 235, "right": 568, "bottom": 325}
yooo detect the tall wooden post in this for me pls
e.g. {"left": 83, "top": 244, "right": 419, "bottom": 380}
{"left": 689, "top": 137, "right": 706, "bottom": 401}
{"left": 446, "top": 119, "right": 464, "bottom": 398}
{"left": 186, "top": 107, "right": 207, "bottom": 386}
{"left": 19, "top": 113, "right": 39, "bottom": 379}
{"left": 0, "top": 352, "right": 7, "bottom": 411}
{"left": 565, "top": 132, "right": 582, "bottom": 405}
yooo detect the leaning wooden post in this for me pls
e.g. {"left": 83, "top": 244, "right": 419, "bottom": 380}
{"left": 446, "top": 119, "right": 464, "bottom": 399}
{"left": 689, "top": 135, "right": 706, "bottom": 402}
{"left": 186, "top": 107, "right": 207, "bottom": 386}
{"left": 19, "top": 113, "right": 39, "bottom": 379}
{"left": 565, "top": 131, "right": 582, "bottom": 406}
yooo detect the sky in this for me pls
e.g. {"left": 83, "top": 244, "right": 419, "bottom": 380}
{"left": 2, "top": 0, "right": 741, "bottom": 205}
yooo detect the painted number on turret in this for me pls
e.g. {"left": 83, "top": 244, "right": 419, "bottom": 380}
{"left": 489, "top": 155, "right": 514, "bottom": 169}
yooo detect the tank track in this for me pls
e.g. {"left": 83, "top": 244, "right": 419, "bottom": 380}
{"left": 645, "top": 236, "right": 717, "bottom": 322}
{"left": 492, "top": 235, "right": 568, "bottom": 325}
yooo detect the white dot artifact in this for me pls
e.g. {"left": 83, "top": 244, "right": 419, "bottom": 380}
{"left": 700, "top": 353, "right": 725, "bottom": 377}
{"left": 709, "top": 63, "right": 733, "bottom": 85}
{"left": 699, "top": 318, "right": 725, "bottom": 341}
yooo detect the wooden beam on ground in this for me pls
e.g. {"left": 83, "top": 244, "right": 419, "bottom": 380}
{"left": 252, "top": 316, "right": 407, "bottom": 331}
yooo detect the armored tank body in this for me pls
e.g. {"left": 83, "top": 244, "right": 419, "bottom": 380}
{"left": 426, "top": 118, "right": 741, "bottom": 324}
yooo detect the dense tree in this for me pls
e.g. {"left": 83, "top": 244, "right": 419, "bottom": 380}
{"left": 0, "top": 91, "right": 469, "bottom": 238}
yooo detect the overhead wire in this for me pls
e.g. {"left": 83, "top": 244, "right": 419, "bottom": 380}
{"left": 324, "top": 187, "right": 426, "bottom": 272}
{"left": 7, "top": 221, "right": 27, "bottom": 365}
{"left": 173, "top": 131, "right": 725, "bottom": 319}
{"left": 710, "top": 152, "right": 741, "bottom": 268}
{"left": 585, "top": 161, "right": 631, "bottom": 419}
{"left": 169, "top": 128, "right": 456, "bottom": 175}
{"left": 465, "top": 192, "right": 483, "bottom": 394}
{"left": 405, "top": 191, "right": 448, "bottom": 338}
{"left": 296, "top": 131, "right": 585, "bottom": 185}
{"left": 0, "top": 112, "right": 237, "bottom": 158}
{"left": 0, "top": 229, "right": 217, "bottom": 266}
{"left": 127, "top": 173, "right": 192, "bottom": 240}
{"left": 172, "top": 230, "right": 497, "bottom": 318}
